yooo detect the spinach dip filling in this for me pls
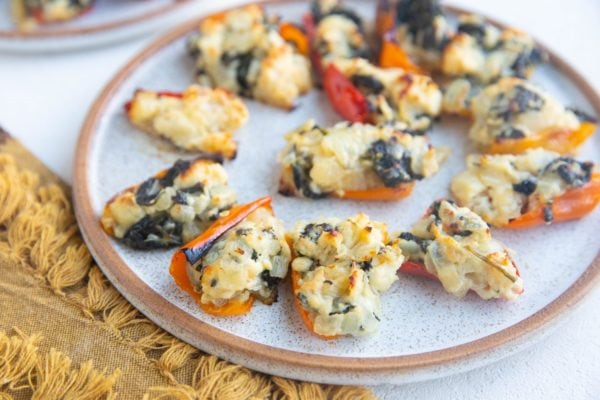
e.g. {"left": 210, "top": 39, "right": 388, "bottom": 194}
{"left": 290, "top": 214, "right": 404, "bottom": 337}
{"left": 451, "top": 149, "right": 594, "bottom": 226}
{"left": 468, "top": 78, "right": 584, "bottom": 147}
{"left": 311, "top": 0, "right": 371, "bottom": 63}
{"left": 101, "top": 158, "right": 237, "bottom": 249}
{"left": 185, "top": 207, "right": 291, "bottom": 307}
{"left": 187, "top": 4, "right": 312, "bottom": 110}
{"left": 398, "top": 200, "right": 523, "bottom": 300}
{"left": 331, "top": 58, "right": 443, "bottom": 132}
{"left": 278, "top": 120, "right": 448, "bottom": 199}
{"left": 126, "top": 86, "right": 249, "bottom": 158}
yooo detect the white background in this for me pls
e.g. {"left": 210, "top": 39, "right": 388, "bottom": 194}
{"left": 0, "top": 0, "right": 598, "bottom": 398}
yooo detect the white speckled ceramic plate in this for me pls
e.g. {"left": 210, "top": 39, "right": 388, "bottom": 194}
{"left": 0, "top": 0, "right": 195, "bottom": 52}
{"left": 73, "top": 0, "right": 600, "bottom": 385}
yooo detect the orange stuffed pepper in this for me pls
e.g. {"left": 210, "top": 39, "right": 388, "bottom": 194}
{"left": 170, "top": 197, "right": 291, "bottom": 316}
{"left": 288, "top": 213, "right": 404, "bottom": 338}
{"left": 397, "top": 200, "right": 523, "bottom": 300}
{"left": 451, "top": 150, "right": 600, "bottom": 228}
{"left": 465, "top": 78, "right": 597, "bottom": 154}
{"left": 277, "top": 120, "right": 448, "bottom": 201}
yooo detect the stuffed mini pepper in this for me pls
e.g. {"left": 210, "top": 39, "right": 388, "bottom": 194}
{"left": 398, "top": 200, "right": 523, "bottom": 300}
{"left": 461, "top": 78, "right": 597, "bottom": 154}
{"left": 377, "top": 0, "right": 545, "bottom": 81}
{"left": 170, "top": 197, "right": 291, "bottom": 316}
{"left": 289, "top": 213, "right": 404, "bottom": 338}
{"left": 299, "top": 1, "right": 442, "bottom": 132}
{"left": 323, "top": 58, "right": 442, "bottom": 133}
{"left": 278, "top": 120, "right": 448, "bottom": 200}
{"left": 187, "top": 5, "right": 312, "bottom": 110}
{"left": 440, "top": 14, "right": 545, "bottom": 84}
{"left": 451, "top": 149, "right": 600, "bottom": 228}
{"left": 126, "top": 85, "right": 249, "bottom": 159}
{"left": 101, "top": 157, "right": 236, "bottom": 249}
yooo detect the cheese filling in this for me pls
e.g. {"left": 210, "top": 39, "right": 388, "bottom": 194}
{"left": 441, "top": 14, "right": 545, "bottom": 84}
{"left": 331, "top": 58, "right": 442, "bottom": 133}
{"left": 187, "top": 4, "right": 312, "bottom": 109}
{"left": 311, "top": 0, "right": 370, "bottom": 63}
{"left": 468, "top": 78, "right": 582, "bottom": 147}
{"left": 278, "top": 120, "right": 448, "bottom": 198}
{"left": 392, "top": 0, "right": 453, "bottom": 70}
{"left": 127, "top": 86, "right": 249, "bottom": 158}
{"left": 290, "top": 214, "right": 404, "bottom": 336}
{"left": 186, "top": 207, "right": 291, "bottom": 306}
{"left": 451, "top": 149, "right": 594, "bottom": 226}
{"left": 398, "top": 200, "right": 523, "bottom": 300}
{"left": 101, "top": 158, "right": 237, "bottom": 249}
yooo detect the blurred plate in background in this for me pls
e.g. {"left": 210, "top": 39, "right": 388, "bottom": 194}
{"left": 0, "top": 0, "right": 197, "bottom": 52}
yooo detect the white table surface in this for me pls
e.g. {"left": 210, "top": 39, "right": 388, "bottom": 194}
{"left": 1, "top": 0, "right": 598, "bottom": 398}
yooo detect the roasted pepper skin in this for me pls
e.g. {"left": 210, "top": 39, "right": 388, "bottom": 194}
{"left": 507, "top": 172, "right": 600, "bottom": 228}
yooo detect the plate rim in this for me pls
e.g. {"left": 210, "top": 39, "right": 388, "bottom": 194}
{"left": 72, "top": 0, "right": 600, "bottom": 375}
{"left": 0, "top": 0, "right": 192, "bottom": 39}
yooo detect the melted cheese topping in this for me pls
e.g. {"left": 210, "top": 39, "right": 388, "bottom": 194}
{"left": 441, "top": 78, "right": 480, "bottom": 116}
{"left": 394, "top": 10, "right": 452, "bottom": 70}
{"left": 332, "top": 58, "right": 442, "bottom": 132}
{"left": 398, "top": 200, "right": 523, "bottom": 300}
{"left": 127, "top": 86, "right": 248, "bottom": 158}
{"left": 188, "top": 5, "right": 312, "bottom": 109}
{"left": 451, "top": 149, "right": 594, "bottom": 226}
{"left": 313, "top": 2, "right": 369, "bottom": 63}
{"left": 469, "top": 78, "right": 580, "bottom": 147}
{"left": 186, "top": 207, "right": 291, "bottom": 306}
{"left": 101, "top": 159, "right": 236, "bottom": 249}
{"left": 12, "top": 0, "right": 92, "bottom": 27}
{"left": 290, "top": 213, "right": 404, "bottom": 336}
{"left": 442, "top": 14, "right": 543, "bottom": 84}
{"left": 278, "top": 120, "right": 448, "bottom": 198}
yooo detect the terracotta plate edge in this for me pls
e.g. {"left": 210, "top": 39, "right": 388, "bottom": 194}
{"left": 72, "top": 0, "right": 600, "bottom": 374}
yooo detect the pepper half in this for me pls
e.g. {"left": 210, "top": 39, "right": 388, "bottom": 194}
{"left": 339, "top": 183, "right": 415, "bottom": 201}
{"left": 169, "top": 196, "right": 272, "bottom": 316}
{"left": 506, "top": 172, "right": 600, "bottom": 229}
{"left": 398, "top": 201, "right": 524, "bottom": 299}
{"left": 322, "top": 64, "right": 370, "bottom": 123}
{"left": 487, "top": 121, "right": 597, "bottom": 155}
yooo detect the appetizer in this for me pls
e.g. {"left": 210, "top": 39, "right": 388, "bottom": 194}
{"left": 101, "top": 157, "right": 237, "bottom": 249}
{"left": 187, "top": 5, "right": 312, "bottom": 110}
{"left": 289, "top": 213, "right": 404, "bottom": 337}
{"left": 278, "top": 120, "right": 448, "bottom": 200}
{"left": 11, "top": 0, "right": 93, "bottom": 29}
{"left": 324, "top": 58, "right": 442, "bottom": 132}
{"left": 467, "top": 78, "right": 597, "bottom": 154}
{"left": 398, "top": 200, "right": 523, "bottom": 300}
{"left": 451, "top": 149, "right": 600, "bottom": 228}
{"left": 125, "top": 86, "right": 248, "bottom": 159}
{"left": 441, "top": 14, "right": 545, "bottom": 84}
{"left": 378, "top": 0, "right": 546, "bottom": 82}
{"left": 170, "top": 197, "right": 291, "bottom": 316}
